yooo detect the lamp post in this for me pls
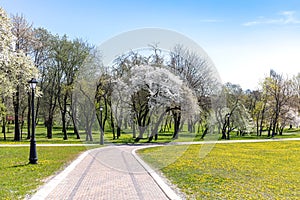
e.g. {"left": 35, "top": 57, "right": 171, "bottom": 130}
{"left": 28, "top": 78, "right": 38, "bottom": 164}
{"left": 99, "top": 106, "right": 104, "bottom": 145}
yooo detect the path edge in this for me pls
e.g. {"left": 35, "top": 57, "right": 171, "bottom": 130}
{"left": 29, "top": 148, "right": 98, "bottom": 200}
{"left": 132, "top": 146, "right": 182, "bottom": 200}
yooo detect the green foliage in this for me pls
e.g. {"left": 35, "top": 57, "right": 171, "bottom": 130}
{"left": 0, "top": 146, "right": 86, "bottom": 199}
{"left": 139, "top": 141, "right": 300, "bottom": 199}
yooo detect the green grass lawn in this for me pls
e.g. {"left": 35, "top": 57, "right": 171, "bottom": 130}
{"left": 138, "top": 141, "right": 300, "bottom": 199}
{"left": 0, "top": 146, "right": 87, "bottom": 199}
{"left": 1, "top": 123, "right": 300, "bottom": 145}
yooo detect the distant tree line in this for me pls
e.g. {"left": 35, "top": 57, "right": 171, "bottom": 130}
{"left": 1, "top": 7, "right": 300, "bottom": 142}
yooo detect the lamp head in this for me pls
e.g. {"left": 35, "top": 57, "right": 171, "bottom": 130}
{"left": 28, "top": 78, "right": 38, "bottom": 89}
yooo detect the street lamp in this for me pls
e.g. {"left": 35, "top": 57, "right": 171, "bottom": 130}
{"left": 99, "top": 106, "right": 104, "bottom": 145}
{"left": 28, "top": 78, "right": 38, "bottom": 164}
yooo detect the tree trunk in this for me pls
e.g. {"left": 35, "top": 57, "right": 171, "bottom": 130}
{"left": 71, "top": 115, "right": 80, "bottom": 139}
{"left": 74, "top": 124, "right": 80, "bottom": 139}
{"left": 271, "top": 120, "right": 277, "bottom": 137}
{"left": 62, "top": 95, "right": 68, "bottom": 140}
{"left": 267, "top": 121, "right": 272, "bottom": 137}
{"left": 117, "top": 126, "right": 121, "bottom": 139}
{"left": 124, "top": 118, "right": 128, "bottom": 129}
{"left": 86, "top": 127, "right": 93, "bottom": 141}
{"left": 46, "top": 118, "right": 53, "bottom": 139}
{"left": 172, "top": 111, "right": 181, "bottom": 139}
{"left": 148, "top": 111, "right": 166, "bottom": 142}
{"left": 116, "top": 116, "right": 122, "bottom": 139}
{"left": 62, "top": 110, "right": 67, "bottom": 140}
{"left": 259, "top": 105, "right": 266, "bottom": 136}
{"left": 221, "top": 124, "right": 227, "bottom": 139}
{"left": 14, "top": 86, "right": 20, "bottom": 141}
{"left": 279, "top": 126, "right": 284, "bottom": 135}
{"left": 132, "top": 122, "right": 136, "bottom": 138}
{"left": 226, "top": 128, "right": 230, "bottom": 140}
{"left": 256, "top": 115, "right": 259, "bottom": 136}
{"left": 136, "top": 126, "right": 147, "bottom": 140}
{"left": 200, "top": 126, "right": 208, "bottom": 140}
{"left": 70, "top": 102, "right": 80, "bottom": 139}
{"left": 20, "top": 108, "right": 25, "bottom": 140}
{"left": 110, "top": 108, "right": 115, "bottom": 140}
{"left": 2, "top": 117, "right": 6, "bottom": 140}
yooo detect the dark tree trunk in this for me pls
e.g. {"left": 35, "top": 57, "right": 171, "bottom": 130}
{"left": 35, "top": 94, "right": 41, "bottom": 128}
{"left": 110, "top": 107, "right": 115, "bottom": 140}
{"left": 256, "top": 114, "right": 259, "bottom": 136}
{"left": 74, "top": 124, "right": 80, "bottom": 139}
{"left": 69, "top": 99, "right": 80, "bottom": 139}
{"left": 132, "top": 122, "right": 136, "bottom": 138}
{"left": 134, "top": 106, "right": 150, "bottom": 141}
{"left": 61, "top": 95, "right": 68, "bottom": 140}
{"left": 62, "top": 114, "right": 67, "bottom": 140}
{"left": 2, "top": 117, "right": 6, "bottom": 140}
{"left": 267, "top": 120, "right": 272, "bottom": 137}
{"left": 200, "top": 126, "right": 208, "bottom": 140}
{"left": 271, "top": 121, "right": 277, "bottom": 137}
{"left": 20, "top": 108, "right": 26, "bottom": 140}
{"left": 117, "top": 126, "right": 121, "bottom": 139}
{"left": 46, "top": 118, "right": 53, "bottom": 139}
{"left": 279, "top": 126, "right": 284, "bottom": 135}
{"left": 71, "top": 116, "right": 80, "bottom": 139}
{"left": 14, "top": 86, "right": 20, "bottom": 141}
{"left": 259, "top": 104, "right": 266, "bottom": 136}
{"left": 226, "top": 128, "right": 230, "bottom": 140}
{"left": 62, "top": 113, "right": 67, "bottom": 140}
{"left": 172, "top": 111, "right": 181, "bottom": 139}
{"left": 221, "top": 124, "right": 227, "bottom": 139}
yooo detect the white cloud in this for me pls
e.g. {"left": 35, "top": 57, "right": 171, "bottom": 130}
{"left": 243, "top": 11, "right": 300, "bottom": 26}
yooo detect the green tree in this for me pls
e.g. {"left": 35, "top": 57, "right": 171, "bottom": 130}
{"left": 52, "top": 35, "right": 91, "bottom": 140}
{"left": 262, "top": 70, "right": 293, "bottom": 136}
{"left": 31, "top": 28, "right": 53, "bottom": 138}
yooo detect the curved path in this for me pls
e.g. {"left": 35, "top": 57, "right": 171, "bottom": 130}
{"left": 29, "top": 145, "right": 181, "bottom": 200}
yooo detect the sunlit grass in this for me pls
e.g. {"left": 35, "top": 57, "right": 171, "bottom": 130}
{"left": 0, "top": 146, "right": 87, "bottom": 199}
{"left": 1, "top": 123, "right": 300, "bottom": 145}
{"left": 138, "top": 141, "right": 300, "bottom": 199}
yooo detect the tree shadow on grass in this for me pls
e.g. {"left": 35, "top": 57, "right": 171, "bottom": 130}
{"left": 9, "top": 163, "right": 30, "bottom": 168}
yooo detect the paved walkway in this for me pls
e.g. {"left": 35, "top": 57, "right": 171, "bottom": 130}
{"left": 29, "top": 145, "right": 181, "bottom": 200}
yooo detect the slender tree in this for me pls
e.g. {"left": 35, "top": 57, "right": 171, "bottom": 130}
{"left": 52, "top": 36, "right": 91, "bottom": 140}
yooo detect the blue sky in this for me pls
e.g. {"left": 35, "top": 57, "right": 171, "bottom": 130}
{"left": 2, "top": 0, "right": 300, "bottom": 90}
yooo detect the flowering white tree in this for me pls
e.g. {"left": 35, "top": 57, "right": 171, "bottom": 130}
{"left": 0, "top": 7, "right": 15, "bottom": 99}
{"left": 0, "top": 8, "right": 15, "bottom": 139}
{"left": 112, "top": 65, "right": 200, "bottom": 141}
{"left": 0, "top": 8, "right": 38, "bottom": 140}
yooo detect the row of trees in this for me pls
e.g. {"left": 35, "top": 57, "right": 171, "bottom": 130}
{"left": 1, "top": 8, "right": 92, "bottom": 141}
{"left": 219, "top": 71, "right": 300, "bottom": 139}
{"left": 1, "top": 7, "right": 300, "bottom": 142}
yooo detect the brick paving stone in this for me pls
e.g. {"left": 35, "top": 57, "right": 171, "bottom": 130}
{"left": 30, "top": 145, "right": 180, "bottom": 200}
